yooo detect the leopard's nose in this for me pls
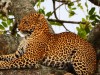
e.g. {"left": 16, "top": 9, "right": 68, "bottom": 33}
{"left": 18, "top": 28, "right": 20, "bottom": 31}
{"left": 30, "top": 29, "right": 33, "bottom": 32}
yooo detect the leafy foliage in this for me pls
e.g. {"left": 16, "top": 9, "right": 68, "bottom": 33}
{"left": 77, "top": 3, "right": 83, "bottom": 10}
{"left": 0, "top": 14, "right": 14, "bottom": 34}
{"left": 76, "top": 6, "right": 100, "bottom": 39}
{"left": 46, "top": 12, "right": 52, "bottom": 18}
{"left": 88, "top": 7, "right": 100, "bottom": 25}
{"left": 67, "top": 2, "right": 76, "bottom": 17}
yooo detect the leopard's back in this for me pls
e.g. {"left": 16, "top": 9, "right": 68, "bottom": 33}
{"left": 41, "top": 32, "right": 96, "bottom": 75}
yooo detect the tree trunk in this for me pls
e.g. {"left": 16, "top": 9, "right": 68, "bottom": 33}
{"left": 87, "top": 24, "right": 100, "bottom": 74}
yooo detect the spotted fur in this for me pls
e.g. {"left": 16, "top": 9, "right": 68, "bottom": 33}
{"left": 0, "top": 13, "right": 96, "bottom": 75}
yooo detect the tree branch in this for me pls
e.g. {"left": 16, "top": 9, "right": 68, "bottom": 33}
{"left": 89, "top": 0, "right": 100, "bottom": 6}
{"left": 52, "top": 3, "right": 64, "bottom": 15}
{"left": 47, "top": 18, "right": 86, "bottom": 24}
{"left": 62, "top": 23, "right": 71, "bottom": 32}
{"left": 55, "top": 0, "right": 81, "bottom": 4}
{"left": 52, "top": 0, "right": 59, "bottom": 20}
{"left": 55, "top": 0, "right": 100, "bottom": 6}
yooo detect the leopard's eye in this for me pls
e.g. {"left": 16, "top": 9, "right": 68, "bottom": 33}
{"left": 24, "top": 21, "right": 28, "bottom": 24}
{"left": 24, "top": 21, "right": 29, "bottom": 26}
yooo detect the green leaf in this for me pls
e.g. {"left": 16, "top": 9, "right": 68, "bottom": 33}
{"left": 69, "top": 11, "right": 75, "bottom": 17}
{"left": 1, "top": 17, "right": 7, "bottom": 21}
{"left": 0, "top": 24, "right": 5, "bottom": 30}
{"left": 37, "top": 0, "right": 41, "bottom": 7}
{"left": 85, "top": 26, "right": 90, "bottom": 33}
{"left": 38, "top": 8, "right": 45, "bottom": 14}
{"left": 78, "top": 3, "right": 81, "bottom": 6}
{"left": 46, "top": 12, "right": 52, "bottom": 18}
{"left": 72, "top": 7, "right": 76, "bottom": 10}
{"left": 76, "top": 27, "right": 81, "bottom": 32}
{"left": 86, "top": 15, "right": 89, "bottom": 20}
{"left": 3, "top": 31, "right": 7, "bottom": 34}
{"left": 2, "top": 22, "right": 7, "bottom": 27}
{"left": 85, "top": 2, "right": 88, "bottom": 8}
{"left": 95, "top": 18, "right": 100, "bottom": 23}
{"left": 41, "top": 0, "right": 44, "bottom": 2}
{"left": 80, "top": 24, "right": 85, "bottom": 29}
{"left": 68, "top": 2, "right": 74, "bottom": 9}
{"left": 78, "top": 3, "right": 83, "bottom": 10}
{"left": 49, "top": 21, "right": 62, "bottom": 26}
{"left": 82, "top": 18, "right": 86, "bottom": 22}
{"left": 76, "top": 24, "right": 88, "bottom": 39}
{"left": 0, "top": 14, "right": 2, "bottom": 17}
{"left": 89, "top": 15, "right": 96, "bottom": 20}
{"left": 9, "top": 26, "right": 13, "bottom": 31}
{"left": 89, "top": 7, "right": 95, "bottom": 15}
{"left": 76, "top": 27, "right": 87, "bottom": 39}
{"left": 0, "top": 31, "right": 4, "bottom": 34}
{"left": 68, "top": 2, "right": 74, "bottom": 7}
{"left": 79, "top": 6, "right": 83, "bottom": 10}
{"left": 91, "top": 21, "right": 96, "bottom": 25}
{"left": 95, "top": 15, "right": 100, "bottom": 19}
{"left": 78, "top": 31, "right": 87, "bottom": 39}
{"left": 7, "top": 19, "right": 13, "bottom": 25}
{"left": 37, "top": 0, "right": 44, "bottom": 7}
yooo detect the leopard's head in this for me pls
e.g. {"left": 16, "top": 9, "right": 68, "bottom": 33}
{"left": 18, "top": 13, "right": 41, "bottom": 35}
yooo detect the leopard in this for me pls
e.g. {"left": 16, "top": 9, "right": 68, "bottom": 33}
{"left": 0, "top": 12, "right": 96, "bottom": 75}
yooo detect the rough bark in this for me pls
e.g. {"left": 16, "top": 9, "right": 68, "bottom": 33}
{"left": 0, "top": 34, "right": 20, "bottom": 55}
{"left": 11, "top": 0, "right": 36, "bottom": 21}
{"left": 0, "top": 66, "right": 57, "bottom": 75}
{"left": 87, "top": 24, "right": 100, "bottom": 73}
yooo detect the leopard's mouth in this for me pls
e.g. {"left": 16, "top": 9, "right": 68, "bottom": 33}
{"left": 24, "top": 31, "right": 32, "bottom": 34}
{"left": 20, "top": 30, "right": 33, "bottom": 36}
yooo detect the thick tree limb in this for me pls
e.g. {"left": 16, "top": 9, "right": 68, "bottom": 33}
{"left": 87, "top": 24, "right": 100, "bottom": 73}
{"left": 0, "top": 34, "right": 20, "bottom": 55}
